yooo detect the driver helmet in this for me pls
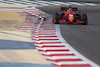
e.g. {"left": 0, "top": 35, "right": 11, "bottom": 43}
{"left": 68, "top": 8, "right": 72, "bottom": 13}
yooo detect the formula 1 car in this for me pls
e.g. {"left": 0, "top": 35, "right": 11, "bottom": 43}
{"left": 52, "top": 7, "right": 88, "bottom": 25}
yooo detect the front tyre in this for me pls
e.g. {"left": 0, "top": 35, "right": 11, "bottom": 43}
{"left": 52, "top": 13, "right": 60, "bottom": 24}
{"left": 81, "top": 14, "right": 88, "bottom": 25}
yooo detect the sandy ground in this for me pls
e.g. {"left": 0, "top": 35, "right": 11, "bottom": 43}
{"left": 0, "top": 4, "right": 51, "bottom": 67}
{"left": 0, "top": 11, "right": 25, "bottom": 30}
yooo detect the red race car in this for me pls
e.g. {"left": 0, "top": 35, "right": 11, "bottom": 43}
{"left": 52, "top": 6, "right": 88, "bottom": 25}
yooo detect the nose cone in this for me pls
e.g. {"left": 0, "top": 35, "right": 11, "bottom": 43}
{"left": 68, "top": 14, "right": 74, "bottom": 22}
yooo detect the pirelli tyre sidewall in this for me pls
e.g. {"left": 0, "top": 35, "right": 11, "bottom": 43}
{"left": 73, "top": 15, "right": 76, "bottom": 22}
{"left": 81, "top": 14, "right": 88, "bottom": 25}
{"left": 52, "top": 13, "right": 55, "bottom": 23}
{"left": 66, "top": 16, "right": 68, "bottom": 22}
{"left": 52, "top": 13, "right": 60, "bottom": 24}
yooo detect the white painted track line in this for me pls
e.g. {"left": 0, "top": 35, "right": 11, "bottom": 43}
{"left": 44, "top": 56, "right": 79, "bottom": 59}
{"left": 34, "top": 44, "right": 63, "bottom": 46}
{"left": 40, "top": 51, "right": 73, "bottom": 55}
{"left": 36, "top": 47, "right": 67, "bottom": 50}
{"left": 52, "top": 61, "right": 88, "bottom": 64}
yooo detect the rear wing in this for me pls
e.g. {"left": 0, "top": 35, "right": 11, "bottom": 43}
{"left": 72, "top": 8, "right": 78, "bottom": 11}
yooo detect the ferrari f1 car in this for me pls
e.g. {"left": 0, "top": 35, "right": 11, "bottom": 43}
{"left": 52, "top": 7, "right": 88, "bottom": 25}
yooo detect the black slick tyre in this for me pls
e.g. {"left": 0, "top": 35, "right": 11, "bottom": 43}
{"left": 81, "top": 14, "right": 88, "bottom": 25}
{"left": 52, "top": 13, "right": 60, "bottom": 24}
{"left": 73, "top": 15, "right": 76, "bottom": 22}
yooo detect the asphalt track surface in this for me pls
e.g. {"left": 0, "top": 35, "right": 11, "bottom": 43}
{"left": 37, "top": 5, "right": 100, "bottom": 66}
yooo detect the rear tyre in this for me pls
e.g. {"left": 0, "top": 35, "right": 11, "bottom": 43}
{"left": 52, "top": 13, "right": 55, "bottom": 23}
{"left": 52, "top": 13, "right": 60, "bottom": 24}
{"left": 81, "top": 14, "right": 88, "bottom": 25}
{"left": 73, "top": 15, "right": 76, "bottom": 22}
{"left": 66, "top": 16, "right": 68, "bottom": 22}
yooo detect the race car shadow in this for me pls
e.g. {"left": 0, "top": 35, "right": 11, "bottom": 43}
{"left": 59, "top": 23, "right": 88, "bottom": 25}
{"left": 0, "top": 39, "right": 36, "bottom": 49}
{"left": 59, "top": 23, "right": 81, "bottom": 25}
